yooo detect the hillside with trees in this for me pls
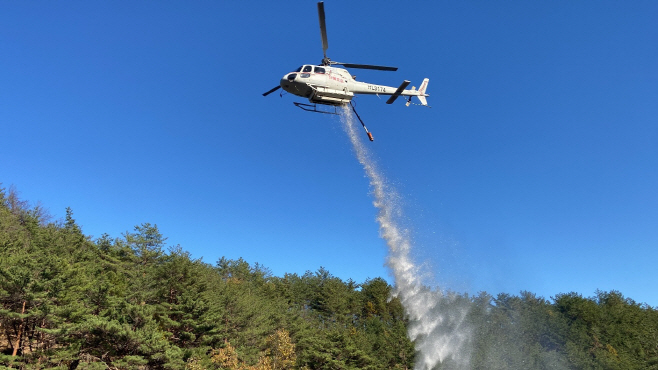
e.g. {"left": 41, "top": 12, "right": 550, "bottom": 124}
{"left": 1, "top": 185, "right": 657, "bottom": 369}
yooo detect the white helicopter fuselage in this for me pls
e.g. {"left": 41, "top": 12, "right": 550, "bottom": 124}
{"left": 263, "top": 2, "right": 430, "bottom": 142}
{"left": 280, "top": 64, "right": 428, "bottom": 106}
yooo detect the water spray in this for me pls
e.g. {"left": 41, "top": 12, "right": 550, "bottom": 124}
{"left": 339, "top": 105, "right": 472, "bottom": 370}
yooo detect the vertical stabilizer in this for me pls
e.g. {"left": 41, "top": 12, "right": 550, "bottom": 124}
{"left": 417, "top": 78, "right": 429, "bottom": 106}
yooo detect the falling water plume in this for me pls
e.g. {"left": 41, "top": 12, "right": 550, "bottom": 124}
{"left": 339, "top": 105, "right": 472, "bottom": 370}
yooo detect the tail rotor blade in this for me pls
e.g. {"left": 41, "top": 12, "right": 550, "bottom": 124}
{"left": 318, "top": 2, "right": 328, "bottom": 60}
{"left": 262, "top": 85, "right": 281, "bottom": 97}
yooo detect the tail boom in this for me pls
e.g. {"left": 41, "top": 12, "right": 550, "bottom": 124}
{"left": 351, "top": 78, "right": 430, "bottom": 106}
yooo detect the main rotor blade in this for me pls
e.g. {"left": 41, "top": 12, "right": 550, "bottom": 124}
{"left": 337, "top": 63, "right": 398, "bottom": 72}
{"left": 262, "top": 85, "right": 281, "bottom": 97}
{"left": 318, "top": 2, "right": 328, "bottom": 59}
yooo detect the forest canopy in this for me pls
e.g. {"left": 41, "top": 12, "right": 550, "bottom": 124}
{"left": 1, "top": 185, "right": 657, "bottom": 369}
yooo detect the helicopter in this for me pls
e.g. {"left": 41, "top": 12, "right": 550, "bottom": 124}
{"left": 263, "top": 1, "right": 429, "bottom": 141}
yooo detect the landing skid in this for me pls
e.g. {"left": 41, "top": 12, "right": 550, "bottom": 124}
{"left": 293, "top": 102, "right": 339, "bottom": 115}
{"left": 292, "top": 101, "right": 374, "bottom": 141}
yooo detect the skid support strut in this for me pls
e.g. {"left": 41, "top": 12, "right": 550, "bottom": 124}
{"left": 349, "top": 102, "right": 374, "bottom": 141}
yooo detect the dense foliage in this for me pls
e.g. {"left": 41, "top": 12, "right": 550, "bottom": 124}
{"left": 464, "top": 290, "right": 658, "bottom": 370}
{"left": 0, "top": 187, "right": 413, "bottom": 369}
{"left": 1, "top": 185, "right": 657, "bottom": 369}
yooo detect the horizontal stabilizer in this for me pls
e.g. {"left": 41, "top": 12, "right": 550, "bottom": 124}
{"left": 386, "top": 80, "right": 411, "bottom": 104}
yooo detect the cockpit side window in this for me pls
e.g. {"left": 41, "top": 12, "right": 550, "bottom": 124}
{"left": 303, "top": 65, "right": 313, "bottom": 73}
{"left": 315, "top": 66, "right": 325, "bottom": 74}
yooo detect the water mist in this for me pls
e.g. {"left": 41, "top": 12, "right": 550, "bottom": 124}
{"left": 339, "top": 106, "right": 472, "bottom": 370}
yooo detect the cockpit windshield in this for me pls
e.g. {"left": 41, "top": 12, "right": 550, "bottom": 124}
{"left": 293, "top": 65, "right": 326, "bottom": 74}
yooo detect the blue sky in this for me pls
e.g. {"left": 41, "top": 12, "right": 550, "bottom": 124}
{"left": 2, "top": 1, "right": 657, "bottom": 306}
